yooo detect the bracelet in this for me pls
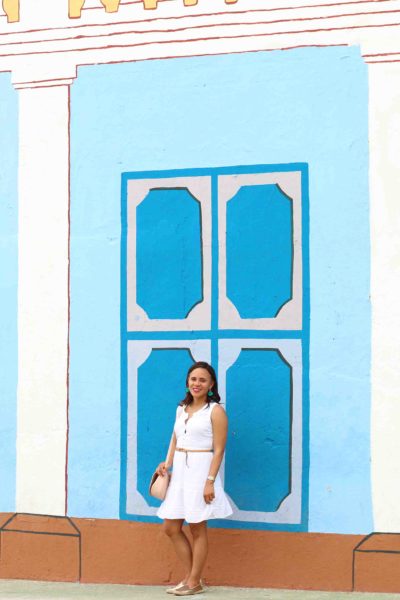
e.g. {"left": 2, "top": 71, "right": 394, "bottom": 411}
{"left": 207, "top": 475, "right": 215, "bottom": 482}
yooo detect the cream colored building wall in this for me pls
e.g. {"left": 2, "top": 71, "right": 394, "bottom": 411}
{"left": 0, "top": 0, "right": 399, "bottom": 529}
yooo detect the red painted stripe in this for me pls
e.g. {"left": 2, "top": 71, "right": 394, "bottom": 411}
{"left": 0, "top": 20, "right": 398, "bottom": 59}
{"left": 365, "top": 58, "right": 400, "bottom": 62}
{"left": 147, "top": 42, "right": 349, "bottom": 62}
{"left": 1, "top": 6, "right": 399, "bottom": 50}
{"left": 14, "top": 83, "right": 74, "bottom": 89}
{"left": 364, "top": 51, "right": 400, "bottom": 56}
{"left": 15, "top": 76, "right": 76, "bottom": 84}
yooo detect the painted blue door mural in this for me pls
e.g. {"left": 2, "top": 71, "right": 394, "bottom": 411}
{"left": 121, "top": 165, "right": 309, "bottom": 529}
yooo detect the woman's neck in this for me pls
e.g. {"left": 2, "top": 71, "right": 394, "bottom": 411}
{"left": 189, "top": 396, "right": 208, "bottom": 408}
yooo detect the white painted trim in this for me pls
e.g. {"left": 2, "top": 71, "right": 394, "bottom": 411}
{"left": 14, "top": 78, "right": 75, "bottom": 88}
{"left": 369, "top": 61, "right": 400, "bottom": 532}
{"left": 10, "top": 58, "right": 77, "bottom": 88}
{"left": 16, "top": 84, "right": 71, "bottom": 515}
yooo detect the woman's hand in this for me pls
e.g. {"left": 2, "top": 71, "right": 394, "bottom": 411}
{"left": 156, "top": 462, "right": 170, "bottom": 477}
{"left": 203, "top": 480, "right": 215, "bottom": 504}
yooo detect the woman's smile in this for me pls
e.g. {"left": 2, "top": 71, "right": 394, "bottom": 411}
{"left": 188, "top": 368, "right": 212, "bottom": 398}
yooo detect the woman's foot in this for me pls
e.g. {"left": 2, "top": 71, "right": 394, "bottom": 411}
{"left": 166, "top": 581, "right": 186, "bottom": 594}
{"left": 173, "top": 583, "right": 204, "bottom": 596}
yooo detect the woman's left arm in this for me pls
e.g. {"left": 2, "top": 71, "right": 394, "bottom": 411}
{"left": 203, "top": 405, "right": 228, "bottom": 504}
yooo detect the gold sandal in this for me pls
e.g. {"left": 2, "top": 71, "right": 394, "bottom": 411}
{"left": 174, "top": 583, "right": 204, "bottom": 596}
{"left": 166, "top": 582, "right": 186, "bottom": 594}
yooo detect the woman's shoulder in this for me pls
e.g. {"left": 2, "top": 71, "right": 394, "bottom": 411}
{"left": 210, "top": 402, "right": 226, "bottom": 415}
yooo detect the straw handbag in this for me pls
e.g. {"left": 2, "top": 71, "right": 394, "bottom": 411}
{"left": 149, "top": 432, "right": 175, "bottom": 500}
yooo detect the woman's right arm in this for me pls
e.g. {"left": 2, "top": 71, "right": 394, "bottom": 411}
{"left": 156, "top": 431, "right": 177, "bottom": 476}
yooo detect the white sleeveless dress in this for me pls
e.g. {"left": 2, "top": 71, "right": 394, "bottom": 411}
{"left": 157, "top": 402, "right": 233, "bottom": 523}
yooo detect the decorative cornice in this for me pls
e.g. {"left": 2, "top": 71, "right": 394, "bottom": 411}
{"left": 69, "top": 0, "right": 238, "bottom": 18}
{"left": 0, "top": 0, "right": 399, "bottom": 71}
{"left": 69, "top": 0, "right": 85, "bottom": 18}
{"left": 70, "top": 0, "right": 121, "bottom": 18}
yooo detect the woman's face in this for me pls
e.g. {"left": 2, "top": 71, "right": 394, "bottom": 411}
{"left": 187, "top": 367, "right": 213, "bottom": 400}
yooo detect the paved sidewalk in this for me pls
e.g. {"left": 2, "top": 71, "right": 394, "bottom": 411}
{"left": 0, "top": 580, "right": 400, "bottom": 600}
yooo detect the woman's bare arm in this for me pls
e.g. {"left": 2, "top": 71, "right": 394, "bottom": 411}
{"left": 156, "top": 431, "right": 177, "bottom": 476}
{"left": 204, "top": 405, "right": 228, "bottom": 503}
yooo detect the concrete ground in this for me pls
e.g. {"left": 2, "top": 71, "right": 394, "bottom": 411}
{"left": 0, "top": 581, "right": 400, "bottom": 600}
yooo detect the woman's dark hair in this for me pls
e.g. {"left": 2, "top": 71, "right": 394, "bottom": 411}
{"left": 180, "top": 361, "right": 221, "bottom": 407}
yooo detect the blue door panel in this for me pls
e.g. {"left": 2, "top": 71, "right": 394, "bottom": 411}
{"left": 226, "top": 184, "right": 293, "bottom": 318}
{"left": 136, "top": 188, "right": 203, "bottom": 319}
{"left": 225, "top": 348, "right": 292, "bottom": 512}
{"left": 137, "top": 347, "right": 194, "bottom": 506}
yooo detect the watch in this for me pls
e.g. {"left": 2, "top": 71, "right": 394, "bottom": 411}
{"left": 207, "top": 475, "right": 215, "bottom": 482}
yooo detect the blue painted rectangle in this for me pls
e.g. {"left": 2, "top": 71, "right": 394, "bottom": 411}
{"left": 70, "top": 46, "right": 370, "bottom": 533}
{"left": 120, "top": 163, "right": 309, "bottom": 530}
{"left": 136, "top": 188, "right": 203, "bottom": 320}
{"left": 225, "top": 348, "right": 292, "bottom": 512}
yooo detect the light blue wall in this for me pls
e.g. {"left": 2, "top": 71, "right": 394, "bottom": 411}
{"left": 0, "top": 73, "right": 18, "bottom": 512}
{"left": 69, "top": 46, "right": 371, "bottom": 533}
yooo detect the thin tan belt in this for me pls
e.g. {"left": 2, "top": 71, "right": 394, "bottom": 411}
{"left": 175, "top": 447, "right": 213, "bottom": 466}
{"left": 175, "top": 447, "right": 213, "bottom": 453}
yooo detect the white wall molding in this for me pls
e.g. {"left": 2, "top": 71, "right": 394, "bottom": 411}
{"left": 10, "top": 56, "right": 77, "bottom": 88}
{"left": 15, "top": 75, "right": 74, "bottom": 516}
{"left": 368, "top": 60, "right": 400, "bottom": 531}
{"left": 361, "top": 31, "right": 400, "bottom": 61}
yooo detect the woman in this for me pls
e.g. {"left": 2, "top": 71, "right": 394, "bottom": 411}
{"left": 156, "top": 361, "right": 233, "bottom": 596}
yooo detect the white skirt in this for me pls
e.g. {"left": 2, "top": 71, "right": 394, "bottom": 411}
{"left": 157, "top": 450, "right": 233, "bottom": 524}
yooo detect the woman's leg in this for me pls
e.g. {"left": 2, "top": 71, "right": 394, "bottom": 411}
{"left": 162, "top": 519, "right": 193, "bottom": 581}
{"left": 187, "top": 520, "right": 208, "bottom": 588}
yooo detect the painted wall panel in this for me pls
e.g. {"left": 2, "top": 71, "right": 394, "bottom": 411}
{"left": 226, "top": 184, "right": 293, "bottom": 319}
{"left": 70, "top": 46, "right": 371, "bottom": 533}
{"left": 137, "top": 348, "right": 194, "bottom": 506}
{"left": 126, "top": 176, "right": 212, "bottom": 332}
{"left": 68, "top": 216, "right": 121, "bottom": 517}
{"left": 122, "top": 166, "right": 306, "bottom": 528}
{"left": 225, "top": 349, "right": 291, "bottom": 512}
{"left": 219, "top": 170, "right": 302, "bottom": 331}
{"left": 125, "top": 339, "right": 211, "bottom": 517}
{"left": 0, "top": 73, "right": 18, "bottom": 512}
{"left": 136, "top": 188, "right": 202, "bottom": 320}
{"left": 219, "top": 338, "right": 303, "bottom": 526}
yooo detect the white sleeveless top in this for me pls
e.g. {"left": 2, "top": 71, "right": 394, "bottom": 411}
{"left": 174, "top": 402, "right": 219, "bottom": 450}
